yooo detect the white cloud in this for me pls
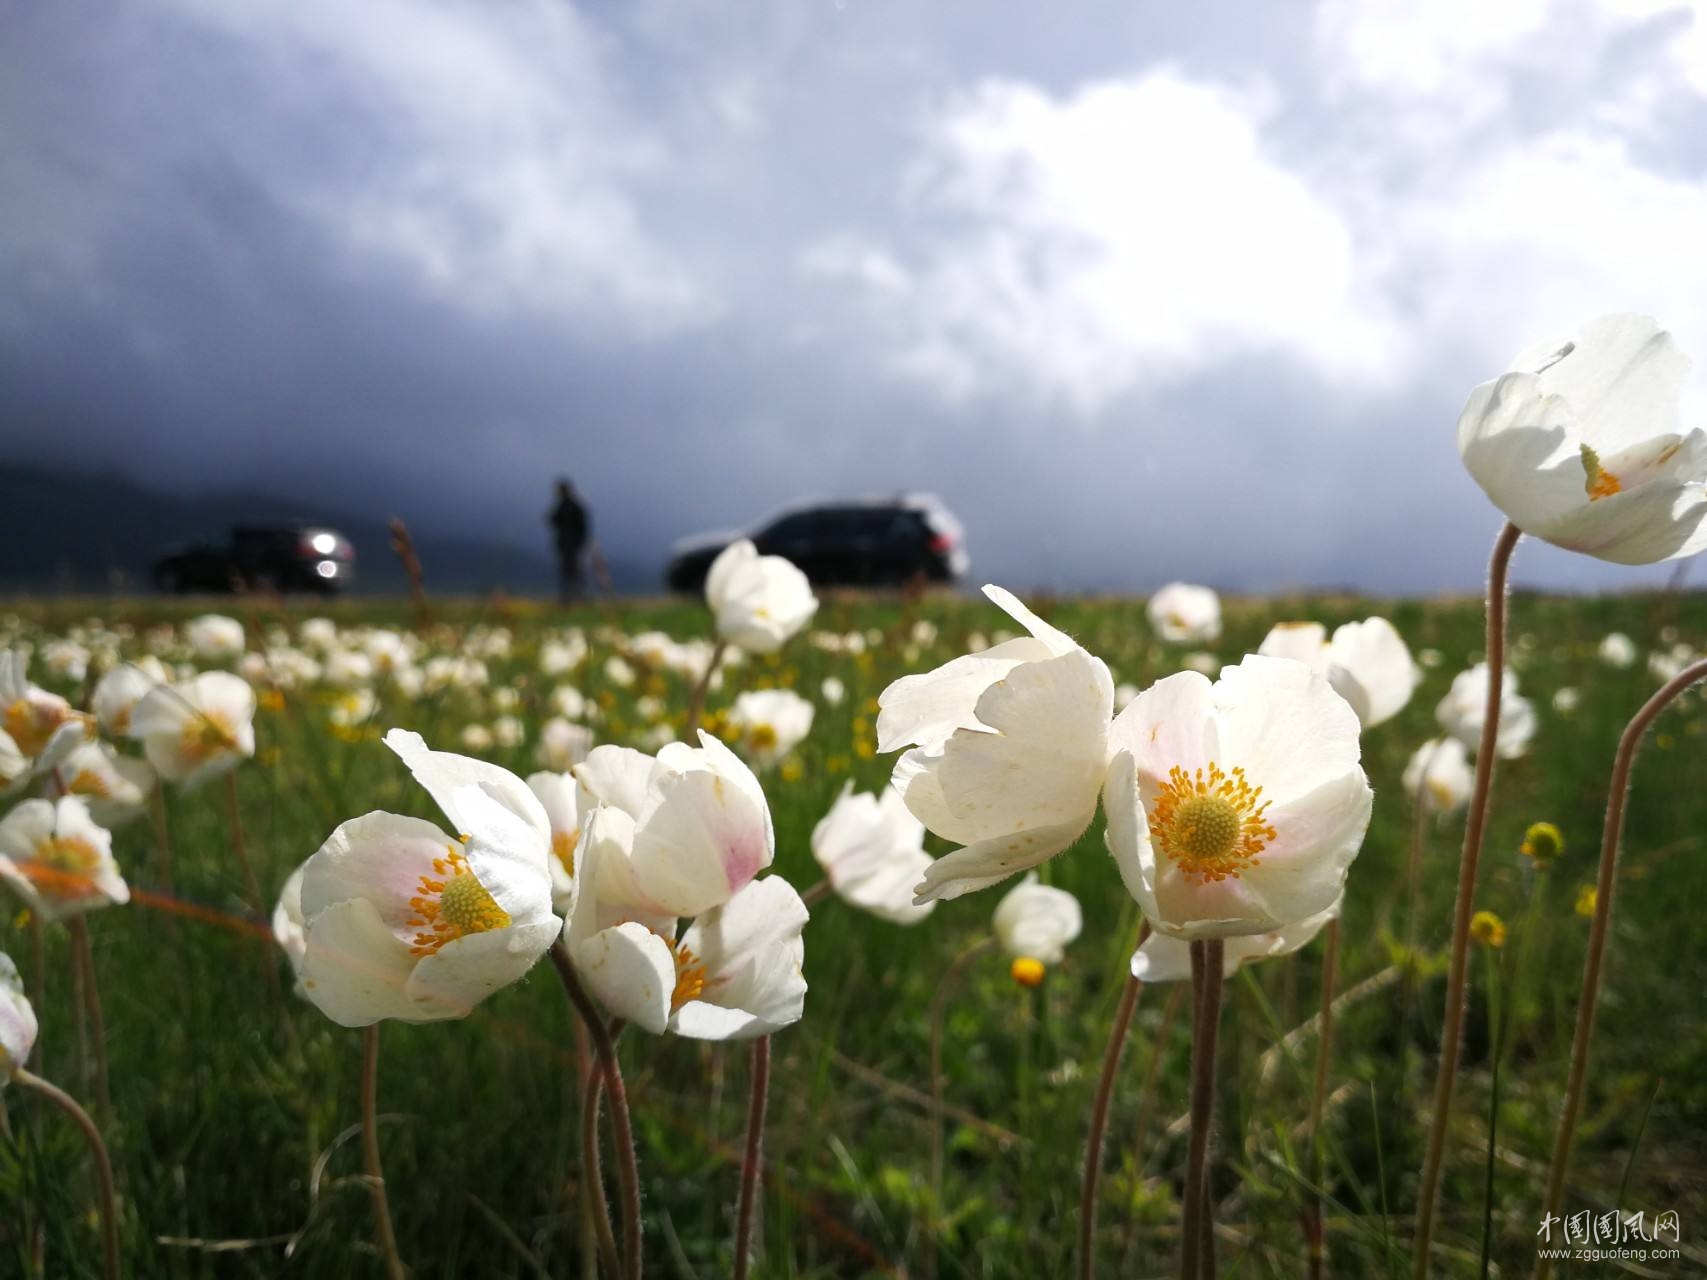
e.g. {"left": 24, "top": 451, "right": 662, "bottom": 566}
{"left": 807, "top": 69, "right": 1400, "bottom": 413}
{"left": 162, "top": 0, "right": 714, "bottom": 335}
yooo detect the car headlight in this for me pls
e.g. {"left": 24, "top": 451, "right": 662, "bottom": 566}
{"left": 316, "top": 560, "right": 338, "bottom": 579}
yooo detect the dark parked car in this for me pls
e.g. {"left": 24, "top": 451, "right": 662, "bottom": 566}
{"left": 154, "top": 524, "right": 356, "bottom": 594}
{"left": 666, "top": 495, "right": 969, "bottom": 592}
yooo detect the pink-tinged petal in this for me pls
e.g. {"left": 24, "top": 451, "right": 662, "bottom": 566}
{"left": 1237, "top": 770, "right": 1372, "bottom": 927}
{"left": 299, "top": 811, "right": 456, "bottom": 935}
{"left": 299, "top": 898, "right": 422, "bottom": 1027}
{"left": 1109, "top": 670, "right": 1219, "bottom": 782}
{"left": 383, "top": 728, "right": 550, "bottom": 841}
{"left": 675, "top": 877, "right": 807, "bottom": 1037}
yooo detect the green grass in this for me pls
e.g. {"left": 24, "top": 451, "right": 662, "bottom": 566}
{"left": 2, "top": 588, "right": 1704, "bottom": 1278}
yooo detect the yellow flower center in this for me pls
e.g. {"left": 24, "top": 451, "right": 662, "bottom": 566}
{"left": 1580, "top": 444, "right": 1623, "bottom": 501}
{"left": 1011, "top": 957, "right": 1046, "bottom": 987}
{"left": 406, "top": 846, "right": 512, "bottom": 956}
{"left": 31, "top": 836, "right": 100, "bottom": 896}
{"left": 748, "top": 723, "right": 779, "bottom": 752}
{"left": 1470, "top": 910, "right": 1507, "bottom": 949}
{"left": 552, "top": 829, "right": 578, "bottom": 879}
{"left": 180, "top": 711, "right": 238, "bottom": 765}
{"left": 4, "top": 698, "right": 68, "bottom": 758}
{"left": 1148, "top": 762, "right": 1276, "bottom": 883}
{"left": 67, "top": 769, "right": 111, "bottom": 799}
{"left": 1427, "top": 780, "right": 1456, "bottom": 812}
{"left": 671, "top": 942, "right": 708, "bottom": 1011}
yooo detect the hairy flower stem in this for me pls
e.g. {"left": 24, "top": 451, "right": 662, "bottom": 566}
{"left": 360, "top": 1026, "right": 407, "bottom": 1280}
{"left": 1414, "top": 519, "right": 1520, "bottom": 1279}
{"left": 1181, "top": 939, "right": 1225, "bottom": 1280}
{"left": 552, "top": 944, "right": 643, "bottom": 1280}
{"left": 927, "top": 935, "right": 995, "bottom": 1278}
{"left": 15, "top": 1066, "right": 119, "bottom": 1280}
{"left": 580, "top": 1064, "right": 621, "bottom": 1279}
{"left": 733, "top": 1036, "right": 772, "bottom": 1280}
{"left": 1532, "top": 655, "right": 1707, "bottom": 1280}
{"left": 67, "top": 919, "right": 110, "bottom": 1124}
{"left": 684, "top": 642, "right": 727, "bottom": 738}
{"left": 1306, "top": 918, "right": 1340, "bottom": 1280}
{"left": 1078, "top": 928, "right": 1149, "bottom": 1280}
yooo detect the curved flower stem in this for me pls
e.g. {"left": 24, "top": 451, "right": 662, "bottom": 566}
{"left": 1306, "top": 918, "right": 1340, "bottom": 1280}
{"left": 1532, "top": 655, "right": 1707, "bottom": 1280}
{"left": 67, "top": 919, "right": 110, "bottom": 1125}
{"left": 1414, "top": 519, "right": 1520, "bottom": 1279}
{"left": 927, "top": 935, "right": 995, "bottom": 1277}
{"left": 1078, "top": 928, "right": 1148, "bottom": 1280}
{"left": 361, "top": 1026, "right": 407, "bottom": 1280}
{"left": 1181, "top": 940, "right": 1225, "bottom": 1280}
{"left": 798, "top": 878, "right": 832, "bottom": 909}
{"left": 14, "top": 1066, "right": 119, "bottom": 1280}
{"left": 552, "top": 944, "right": 643, "bottom": 1280}
{"left": 732, "top": 1035, "right": 772, "bottom": 1280}
{"left": 580, "top": 1065, "right": 621, "bottom": 1279}
{"left": 684, "top": 642, "right": 726, "bottom": 738}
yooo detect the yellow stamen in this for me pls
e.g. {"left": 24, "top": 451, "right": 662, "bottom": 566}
{"left": 1581, "top": 444, "right": 1622, "bottom": 501}
{"left": 1148, "top": 762, "right": 1276, "bottom": 883}
{"left": 67, "top": 769, "right": 111, "bottom": 800}
{"left": 748, "top": 723, "right": 779, "bottom": 753}
{"left": 4, "top": 699, "right": 70, "bottom": 759}
{"left": 671, "top": 942, "right": 707, "bottom": 1011}
{"left": 552, "top": 829, "right": 578, "bottom": 880}
{"left": 180, "top": 710, "right": 238, "bottom": 765}
{"left": 30, "top": 836, "right": 100, "bottom": 897}
{"left": 405, "top": 845, "right": 511, "bottom": 956}
{"left": 1470, "top": 910, "right": 1507, "bottom": 948}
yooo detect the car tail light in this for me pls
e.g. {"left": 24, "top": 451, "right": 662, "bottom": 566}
{"left": 929, "top": 532, "right": 955, "bottom": 554}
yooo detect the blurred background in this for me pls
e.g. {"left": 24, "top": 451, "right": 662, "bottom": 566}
{"left": 4, "top": 0, "right": 1707, "bottom": 597}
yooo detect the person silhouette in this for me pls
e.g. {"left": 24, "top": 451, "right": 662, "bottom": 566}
{"left": 548, "top": 478, "right": 590, "bottom": 603}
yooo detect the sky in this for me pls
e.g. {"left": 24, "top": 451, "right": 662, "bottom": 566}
{"left": 5, "top": 0, "right": 1707, "bottom": 594}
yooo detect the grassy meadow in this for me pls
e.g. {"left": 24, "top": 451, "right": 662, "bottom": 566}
{"left": 1, "top": 587, "right": 1704, "bottom": 1278}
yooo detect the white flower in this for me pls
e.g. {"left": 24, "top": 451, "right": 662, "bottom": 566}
{"left": 0, "top": 953, "right": 37, "bottom": 1081}
{"left": 45, "top": 741, "right": 156, "bottom": 828}
{"left": 878, "top": 586, "right": 1113, "bottom": 903}
{"left": 1147, "top": 583, "right": 1222, "bottom": 645}
{"left": 1103, "top": 655, "right": 1372, "bottom": 941}
{"left": 993, "top": 874, "right": 1082, "bottom": 965}
{"left": 1401, "top": 738, "right": 1475, "bottom": 817}
{"left": 705, "top": 539, "right": 819, "bottom": 654}
{"left": 1130, "top": 897, "right": 1339, "bottom": 983}
{"left": 295, "top": 732, "right": 561, "bottom": 1026}
{"left": 810, "top": 782, "right": 935, "bottom": 925}
{"left": 0, "top": 650, "right": 89, "bottom": 785}
{"left": 727, "top": 689, "right": 815, "bottom": 769}
{"left": 0, "top": 797, "right": 130, "bottom": 922}
{"left": 1458, "top": 313, "right": 1707, "bottom": 564}
{"left": 603, "top": 656, "right": 636, "bottom": 688}
{"left": 820, "top": 676, "right": 845, "bottom": 707}
{"left": 1649, "top": 643, "right": 1697, "bottom": 683}
{"left": 300, "top": 618, "right": 339, "bottom": 651}
{"left": 492, "top": 716, "right": 525, "bottom": 749}
{"left": 1598, "top": 632, "right": 1637, "bottom": 668}
{"left": 549, "top": 685, "right": 589, "bottom": 721}
{"left": 1258, "top": 617, "right": 1420, "bottom": 729}
{"left": 569, "top": 817, "right": 808, "bottom": 1041}
{"left": 364, "top": 630, "right": 411, "bottom": 676}
{"left": 129, "top": 671, "right": 256, "bottom": 788}
{"left": 536, "top": 718, "right": 594, "bottom": 772}
{"left": 1435, "top": 664, "right": 1536, "bottom": 759}
{"left": 41, "top": 640, "right": 89, "bottom": 682}
{"left": 540, "top": 634, "right": 588, "bottom": 676}
{"left": 459, "top": 724, "right": 494, "bottom": 752}
{"left": 527, "top": 770, "right": 583, "bottom": 914}
{"left": 186, "top": 614, "right": 246, "bottom": 660}
{"left": 1552, "top": 686, "right": 1580, "bottom": 715}
{"left": 324, "top": 648, "right": 375, "bottom": 689}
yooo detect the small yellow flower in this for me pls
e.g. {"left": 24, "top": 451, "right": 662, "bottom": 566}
{"left": 1010, "top": 957, "right": 1046, "bottom": 987}
{"left": 1470, "top": 910, "right": 1507, "bottom": 949}
{"left": 1519, "top": 821, "right": 1563, "bottom": 868}
{"left": 258, "top": 689, "right": 286, "bottom": 713}
{"left": 779, "top": 759, "right": 803, "bottom": 783}
{"left": 1575, "top": 885, "right": 1597, "bottom": 917}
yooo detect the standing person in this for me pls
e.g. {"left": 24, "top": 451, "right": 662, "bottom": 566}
{"left": 548, "top": 478, "right": 590, "bottom": 603}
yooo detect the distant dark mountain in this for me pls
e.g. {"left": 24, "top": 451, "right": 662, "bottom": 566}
{"left": 0, "top": 465, "right": 655, "bottom": 595}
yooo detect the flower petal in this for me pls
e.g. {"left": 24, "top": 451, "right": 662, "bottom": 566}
{"left": 573, "top": 920, "right": 675, "bottom": 1034}
{"left": 299, "top": 897, "right": 422, "bottom": 1027}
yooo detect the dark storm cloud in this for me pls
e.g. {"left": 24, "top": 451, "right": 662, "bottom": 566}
{"left": 4, "top": 0, "right": 1707, "bottom": 595}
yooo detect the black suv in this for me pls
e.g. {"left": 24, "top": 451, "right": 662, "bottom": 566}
{"left": 154, "top": 524, "right": 356, "bottom": 594}
{"left": 666, "top": 495, "right": 969, "bottom": 592}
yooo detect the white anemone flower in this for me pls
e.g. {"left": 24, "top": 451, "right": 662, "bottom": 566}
{"left": 1103, "top": 655, "right": 1372, "bottom": 941}
{"left": 186, "top": 614, "right": 246, "bottom": 660}
{"left": 1597, "top": 632, "right": 1637, "bottom": 668}
{"left": 273, "top": 861, "right": 309, "bottom": 994}
{"left": 1, "top": 953, "right": 37, "bottom": 1080}
{"left": 1402, "top": 738, "right": 1475, "bottom": 816}
{"left": 1257, "top": 617, "right": 1420, "bottom": 729}
{"left": 91, "top": 659, "right": 169, "bottom": 737}
{"left": 295, "top": 732, "right": 560, "bottom": 1027}
{"left": 1435, "top": 664, "right": 1537, "bottom": 759}
{"left": 129, "top": 671, "right": 256, "bottom": 789}
{"left": 570, "top": 734, "right": 775, "bottom": 919}
{"left": 45, "top": 741, "right": 156, "bottom": 828}
{"left": 1131, "top": 896, "right": 1340, "bottom": 983}
{"left": 527, "top": 770, "right": 583, "bottom": 913}
{"left": 536, "top": 717, "right": 594, "bottom": 772}
{"left": 705, "top": 539, "right": 819, "bottom": 654}
{"left": 993, "top": 874, "right": 1082, "bottom": 969}
{"left": 0, "top": 797, "right": 130, "bottom": 923}
{"left": 727, "top": 689, "right": 814, "bottom": 769}
{"left": 810, "top": 782, "right": 935, "bottom": 925}
{"left": 0, "top": 650, "right": 89, "bottom": 784}
{"left": 878, "top": 586, "right": 1113, "bottom": 903}
{"left": 567, "top": 807, "right": 807, "bottom": 1041}
{"left": 1146, "top": 583, "right": 1222, "bottom": 645}
{"left": 1458, "top": 313, "right": 1707, "bottom": 564}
